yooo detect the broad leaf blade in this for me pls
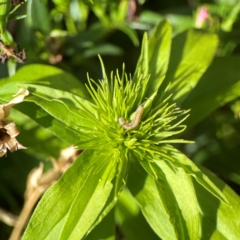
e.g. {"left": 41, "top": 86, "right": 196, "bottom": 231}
{"left": 153, "top": 160, "right": 200, "bottom": 240}
{"left": 20, "top": 83, "right": 97, "bottom": 129}
{"left": 134, "top": 20, "right": 172, "bottom": 97}
{"left": 0, "top": 64, "right": 90, "bottom": 100}
{"left": 163, "top": 29, "right": 218, "bottom": 103}
{"left": 158, "top": 145, "right": 227, "bottom": 203}
{"left": 194, "top": 167, "right": 240, "bottom": 239}
{"left": 134, "top": 32, "right": 149, "bottom": 77}
{"left": 86, "top": 147, "right": 129, "bottom": 234}
{"left": 132, "top": 154, "right": 200, "bottom": 240}
{"left": 27, "top": 0, "right": 51, "bottom": 33}
{"left": 22, "top": 149, "right": 117, "bottom": 240}
{"left": 127, "top": 158, "right": 177, "bottom": 240}
{"left": 15, "top": 102, "right": 79, "bottom": 145}
{"left": 5, "top": 84, "right": 100, "bottom": 144}
{"left": 147, "top": 20, "right": 172, "bottom": 96}
{"left": 182, "top": 56, "right": 240, "bottom": 128}
{"left": 10, "top": 108, "right": 67, "bottom": 158}
{"left": 151, "top": 163, "right": 188, "bottom": 239}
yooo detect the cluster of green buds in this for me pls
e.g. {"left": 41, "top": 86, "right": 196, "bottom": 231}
{"left": 73, "top": 60, "right": 190, "bottom": 178}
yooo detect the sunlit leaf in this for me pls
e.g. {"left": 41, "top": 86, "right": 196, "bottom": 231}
{"left": 152, "top": 160, "right": 200, "bottom": 240}
{"left": 128, "top": 158, "right": 177, "bottom": 240}
{"left": 134, "top": 20, "right": 172, "bottom": 98}
{"left": 22, "top": 149, "right": 118, "bottom": 240}
{"left": 158, "top": 145, "right": 227, "bottom": 203}
{"left": 0, "top": 64, "right": 90, "bottom": 101}
{"left": 194, "top": 167, "right": 240, "bottom": 239}
{"left": 163, "top": 29, "right": 218, "bottom": 103}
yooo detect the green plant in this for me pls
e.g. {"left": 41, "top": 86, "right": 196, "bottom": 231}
{"left": 1, "top": 19, "right": 240, "bottom": 240}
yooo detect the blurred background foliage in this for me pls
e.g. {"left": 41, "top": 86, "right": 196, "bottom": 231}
{"left": 1, "top": 0, "right": 240, "bottom": 239}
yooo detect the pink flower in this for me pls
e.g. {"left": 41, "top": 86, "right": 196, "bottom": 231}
{"left": 195, "top": 6, "right": 209, "bottom": 28}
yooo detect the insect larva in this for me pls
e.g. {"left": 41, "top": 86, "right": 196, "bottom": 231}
{"left": 119, "top": 104, "right": 144, "bottom": 130}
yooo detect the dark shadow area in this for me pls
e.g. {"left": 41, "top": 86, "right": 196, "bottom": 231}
{"left": 0, "top": 151, "right": 39, "bottom": 240}
{"left": 193, "top": 166, "right": 235, "bottom": 239}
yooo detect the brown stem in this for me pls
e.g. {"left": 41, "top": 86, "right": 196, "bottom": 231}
{"left": 9, "top": 188, "right": 44, "bottom": 240}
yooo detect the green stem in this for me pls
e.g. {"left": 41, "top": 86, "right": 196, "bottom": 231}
{"left": 0, "top": 0, "right": 11, "bottom": 43}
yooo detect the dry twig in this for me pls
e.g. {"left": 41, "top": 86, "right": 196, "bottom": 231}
{"left": 0, "top": 40, "right": 26, "bottom": 63}
{"left": 0, "top": 208, "right": 17, "bottom": 227}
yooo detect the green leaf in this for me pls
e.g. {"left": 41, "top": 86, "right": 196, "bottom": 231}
{"left": 8, "top": 13, "right": 27, "bottom": 21}
{"left": 115, "top": 188, "right": 159, "bottom": 240}
{"left": 14, "top": 102, "right": 79, "bottom": 145}
{"left": 86, "top": 147, "right": 129, "bottom": 235}
{"left": 112, "top": 0, "right": 128, "bottom": 24}
{"left": 221, "top": 2, "right": 240, "bottom": 32}
{"left": 163, "top": 29, "right": 218, "bottom": 103}
{"left": 134, "top": 32, "right": 149, "bottom": 77}
{"left": 24, "top": 94, "right": 91, "bottom": 132}
{"left": 20, "top": 83, "right": 96, "bottom": 128}
{"left": 165, "top": 14, "right": 193, "bottom": 35}
{"left": 134, "top": 20, "right": 172, "bottom": 98}
{"left": 129, "top": 154, "right": 200, "bottom": 240}
{"left": 0, "top": 65, "right": 95, "bottom": 143}
{"left": 182, "top": 56, "right": 240, "bottom": 128}
{"left": 194, "top": 167, "right": 240, "bottom": 239}
{"left": 152, "top": 160, "right": 200, "bottom": 240}
{"left": 0, "top": 0, "right": 11, "bottom": 38}
{"left": 17, "top": 84, "right": 103, "bottom": 146}
{"left": 0, "top": 64, "right": 90, "bottom": 101}
{"left": 129, "top": 155, "right": 240, "bottom": 240}
{"left": 83, "top": 0, "right": 94, "bottom": 6}
{"left": 85, "top": 208, "right": 115, "bottom": 240}
{"left": 10, "top": 108, "right": 67, "bottom": 158}
{"left": 27, "top": 0, "right": 51, "bottom": 33}
{"left": 158, "top": 145, "right": 227, "bottom": 203}
{"left": 127, "top": 158, "right": 177, "bottom": 240}
{"left": 83, "top": 43, "right": 123, "bottom": 57}
{"left": 147, "top": 20, "right": 172, "bottom": 95}
{"left": 7, "top": 58, "right": 16, "bottom": 76}
{"left": 22, "top": 149, "right": 118, "bottom": 240}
